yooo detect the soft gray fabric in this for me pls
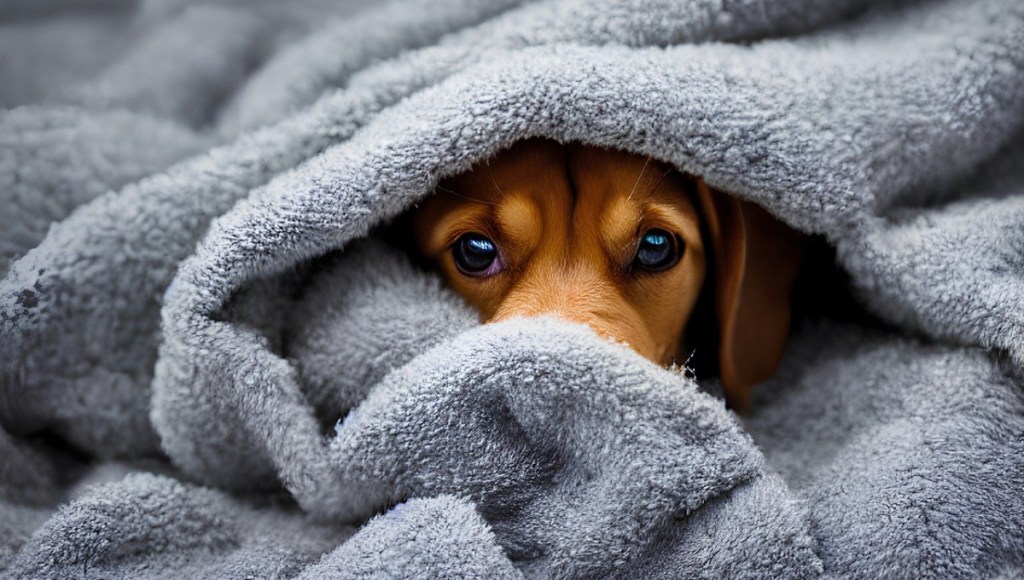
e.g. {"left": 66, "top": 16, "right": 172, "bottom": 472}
{"left": 746, "top": 321, "right": 1024, "bottom": 578}
{"left": 1, "top": 0, "right": 1022, "bottom": 577}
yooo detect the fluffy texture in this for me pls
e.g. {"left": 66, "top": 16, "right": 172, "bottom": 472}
{"left": 1, "top": 0, "right": 1022, "bottom": 577}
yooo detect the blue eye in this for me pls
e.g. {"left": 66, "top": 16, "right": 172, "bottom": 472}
{"left": 453, "top": 233, "right": 501, "bottom": 277}
{"left": 634, "top": 229, "right": 681, "bottom": 271}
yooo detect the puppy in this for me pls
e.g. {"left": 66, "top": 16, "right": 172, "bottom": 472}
{"left": 412, "top": 139, "right": 802, "bottom": 410}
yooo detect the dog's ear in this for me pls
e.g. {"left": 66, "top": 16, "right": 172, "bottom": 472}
{"left": 693, "top": 180, "right": 803, "bottom": 411}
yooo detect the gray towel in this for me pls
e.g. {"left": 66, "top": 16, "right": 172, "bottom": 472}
{"left": 2, "top": 0, "right": 1022, "bottom": 577}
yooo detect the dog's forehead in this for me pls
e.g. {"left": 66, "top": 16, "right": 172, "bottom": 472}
{"left": 429, "top": 139, "right": 702, "bottom": 259}
{"left": 566, "top": 142, "right": 663, "bottom": 193}
{"left": 439, "top": 139, "right": 567, "bottom": 204}
{"left": 441, "top": 139, "right": 688, "bottom": 204}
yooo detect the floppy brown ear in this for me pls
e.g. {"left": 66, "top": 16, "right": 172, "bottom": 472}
{"left": 693, "top": 180, "right": 803, "bottom": 412}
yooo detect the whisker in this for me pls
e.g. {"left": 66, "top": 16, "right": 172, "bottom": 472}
{"left": 682, "top": 349, "right": 698, "bottom": 380}
{"left": 626, "top": 157, "right": 652, "bottom": 202}
{"left": 643, "top": 167, "right": 675, "bottom": 198}
{"left": 434, "top": 183, "right": 497, "bottom": 206}
{"left": 485, "top": 163, "right": 506, "bottom": 199}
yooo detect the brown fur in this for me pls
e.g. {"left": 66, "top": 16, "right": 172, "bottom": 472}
{"left": 413, "top": 138, "right": 802, "bottom": 409}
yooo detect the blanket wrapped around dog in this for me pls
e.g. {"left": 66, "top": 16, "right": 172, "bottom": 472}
{"left": 2, "top": 0, "right": 1023, "bottom": 577}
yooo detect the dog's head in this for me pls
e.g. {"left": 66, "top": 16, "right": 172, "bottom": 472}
{"left": 413, "top": 138, "right": 802, "bottom": 408}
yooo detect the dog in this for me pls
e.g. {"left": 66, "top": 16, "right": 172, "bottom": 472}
{"left": 412, "top": 138, "right": 803, "bottom": 410}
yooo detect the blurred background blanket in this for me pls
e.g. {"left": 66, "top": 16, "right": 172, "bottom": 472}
{"left": 1, "top": 0, "right": 1023, "bottom": 577}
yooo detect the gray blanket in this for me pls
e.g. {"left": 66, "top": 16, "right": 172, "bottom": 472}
{"left": 2, "top": 0, "right": 1023, "bottom": 577}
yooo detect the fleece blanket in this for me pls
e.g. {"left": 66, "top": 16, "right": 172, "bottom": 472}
{"left": 2, "top": 0, "right": 1024, "bottom": 577}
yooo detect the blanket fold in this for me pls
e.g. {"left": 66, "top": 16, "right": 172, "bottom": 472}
{"left": 2, "top": 0, "right": 1023, "bottom": 577}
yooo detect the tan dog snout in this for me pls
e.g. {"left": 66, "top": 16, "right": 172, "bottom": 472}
{"left": 487, "top": 263, "right": 674, "bottom": 364}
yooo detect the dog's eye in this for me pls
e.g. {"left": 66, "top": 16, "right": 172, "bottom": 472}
{"left": 634, "top": 229, "right": 681, "bottom": 272}
{"left": 453, "top": 233, "right": 501, "bottom": 277}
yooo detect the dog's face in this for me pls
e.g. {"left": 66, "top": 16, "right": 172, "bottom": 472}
{"left": 414, "top": 139, "right": 705, "bottom": 366}
{"left": 413, "top": 139, "right": 802, "bottom": 408}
